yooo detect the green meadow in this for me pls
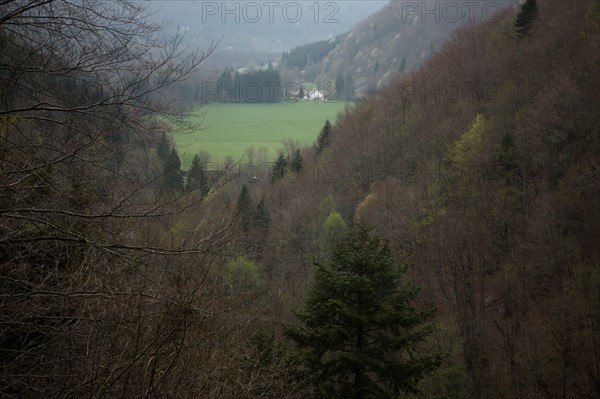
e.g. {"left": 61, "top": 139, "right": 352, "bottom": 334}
{"left": 172, "top": 101, "right": 352, "bottom": 167}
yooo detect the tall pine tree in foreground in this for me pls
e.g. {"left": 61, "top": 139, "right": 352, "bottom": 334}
{"left": 285, "top": 225, "right": 440, "bottom": 399}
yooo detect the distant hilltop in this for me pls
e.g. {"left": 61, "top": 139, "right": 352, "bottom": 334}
{"left": 280, "top": 0, "right": 516, "bottom": 97}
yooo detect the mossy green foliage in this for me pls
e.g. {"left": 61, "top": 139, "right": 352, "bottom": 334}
{"left": 321, "top": 210, "right": 347, "bottom": 250}
{"left": 224, "top": 256, "right": 264, "bottom": 293}
{"left": 449, "top": 113, "right": 486, "bottom": 169}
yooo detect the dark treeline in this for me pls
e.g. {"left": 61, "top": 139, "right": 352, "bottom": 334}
{"left": 280, "top": 38, "right": 339, "bottom": 70}
{"left": 210, "top": 64, "right": 283, "bottom": 103}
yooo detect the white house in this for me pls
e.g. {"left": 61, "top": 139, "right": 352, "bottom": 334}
{"left": 309, "top": 90, "right": 324, "bottom": 101}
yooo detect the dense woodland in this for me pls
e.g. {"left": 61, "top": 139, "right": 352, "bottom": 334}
{"left": 280, "top": 38, "right": 341, "bottom": 71}
{"left": 1, "top": 0, "right": 599, "bottom": 398}
{"left": 209, "top": 66, "right": 283, "bottom": 103}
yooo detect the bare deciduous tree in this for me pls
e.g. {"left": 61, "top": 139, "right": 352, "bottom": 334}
{"left": 0, "top": 1, "right": 268, "bottom": 397}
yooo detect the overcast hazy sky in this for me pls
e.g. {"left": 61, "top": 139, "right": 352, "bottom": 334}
{"left": 146, "top": 1, "right": 388, "bottom": 51}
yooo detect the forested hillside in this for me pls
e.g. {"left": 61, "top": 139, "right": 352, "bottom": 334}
{"left": 1, "top": 0, "right": 599, "bottom": 398}
{"left": 260, "top": 0, "right": 600, "bottom": 397}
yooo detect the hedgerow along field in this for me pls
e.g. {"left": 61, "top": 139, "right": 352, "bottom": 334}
{"left": 172, "top": 101, "right": 352, "bottom": 167}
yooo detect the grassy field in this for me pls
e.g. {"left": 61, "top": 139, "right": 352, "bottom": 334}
{"left": 172, "top": 101, "right": 352, "bottom": 167}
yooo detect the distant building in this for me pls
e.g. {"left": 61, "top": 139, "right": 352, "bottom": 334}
{"left": 287, "top": 87, "right": 300, "bottom": 98}
{"left": 309, "top": 90, "right": 324, "bottom": 101}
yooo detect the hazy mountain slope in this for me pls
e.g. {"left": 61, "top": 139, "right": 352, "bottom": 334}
{"left": 282, "top": 0, "right": 512, "bottom": 95}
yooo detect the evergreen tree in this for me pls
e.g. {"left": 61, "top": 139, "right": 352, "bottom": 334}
{"left": 270, "top": 152, "right": 288, "bottom": 183}
{"left": 316, "top": 119, "right": 332, "bottom": 155}
{"left": 290, "top": 148, "right": 304, "bottom": 173}
{"left": 285, "top": 225, "right": 440, "bottom": 399}
{"left": 237, "top": 184, "right": 253, "bottom": 232}
{"left": 162, "top": 148, "right": 184, "bottom": 192}
{"left": 185, "top": 154, "right": 209, "bottom": 196}
{"left": 514, "top": 0, "right": 538, "bottom": 36}
{"left": 157, "top": 132, "right": 171, "bottom": 161}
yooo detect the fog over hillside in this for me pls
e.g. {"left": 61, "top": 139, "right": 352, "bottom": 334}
{"left": 146, "top": 0, "right": 387, "bottom": 66}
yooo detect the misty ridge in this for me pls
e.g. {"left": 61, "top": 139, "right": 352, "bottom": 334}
{"left": 146, "top": 1, "right": 387, "bottom": 50}
{"left": 151, "top": 1, "right": 518, "bottom": 97}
